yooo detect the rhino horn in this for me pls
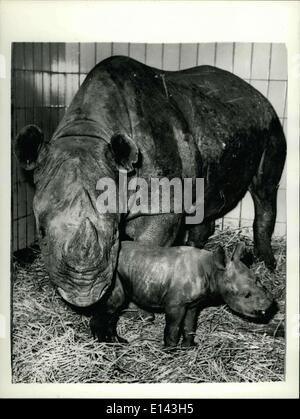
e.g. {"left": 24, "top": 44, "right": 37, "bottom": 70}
{"left": 63, "top": 218, "right": 101, "bottom": 269}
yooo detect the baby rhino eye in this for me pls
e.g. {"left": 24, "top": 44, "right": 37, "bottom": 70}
{"left": 244, "top": 291, "right": 252, "bottom": 299}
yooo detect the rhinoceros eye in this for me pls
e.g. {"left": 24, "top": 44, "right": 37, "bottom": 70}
{"left": 245, "top": 292, "right": 251, "bottom": 299}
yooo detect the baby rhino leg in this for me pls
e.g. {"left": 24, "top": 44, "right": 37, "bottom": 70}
{"left": 182, "top": 306, "right": 199, "bottom": 347}
{"left": 164, "top": 305, "right": 186, "bottom": 348}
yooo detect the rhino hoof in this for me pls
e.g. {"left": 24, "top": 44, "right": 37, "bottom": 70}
{"left": 90, "top": 321, "right": 128, "bottom": 344}
{"left": 90, "top": 318, "right": 106, "bottom": 341}
{"left": 181, "top": 340, "right": 197, "bottom": 348}
{"left": 163, "top": 345, "right": 179, "bottom": 353}
{"left": 110, "top": 335, "right": 128, "bottom": 344}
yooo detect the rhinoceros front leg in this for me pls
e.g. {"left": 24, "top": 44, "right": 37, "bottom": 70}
{"left": 164, "top": 305, "right": 187, "bottom": 348}
{"left": 90, "top": 274, "right": 128, "bottom": 343}
{"left": 181, "top": 306, "right": 200, "bottom": 347}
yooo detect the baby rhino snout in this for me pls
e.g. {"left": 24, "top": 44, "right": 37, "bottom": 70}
{"left": 254, "top": 309, "right": 267, "bottom": 317}
{"left": 253, "top": 297, "right": 277, "bottom": 319}
{"left": 247, "top": 285, "right": 276, "bottom": 319}
{"left": 226, "top": 277, "right": 276, "bottom": 321}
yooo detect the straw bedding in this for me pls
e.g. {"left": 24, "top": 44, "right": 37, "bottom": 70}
{"left": 12, "top": 227, "right": 285, "bottom": 383}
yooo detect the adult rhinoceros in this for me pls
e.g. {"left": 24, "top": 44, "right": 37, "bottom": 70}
{"left": 15, "top": 56, "right": 286, "bottom": 340}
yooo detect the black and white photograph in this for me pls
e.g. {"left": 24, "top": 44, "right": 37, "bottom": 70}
{"left": 10, "top": 40, "right": 288, "bottom": 384}
{"left": 0, "top": 0, "right": 299, "bottom": 399}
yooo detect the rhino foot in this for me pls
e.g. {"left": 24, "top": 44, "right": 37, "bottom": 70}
{"left": 106, "top": 334, "right": 128, "bottom": 344}
{"left": 90, "top": 316, "right": 128, "bottom": 344}
{"left": 181, "top": 339, "right": 197, "bottom": 348}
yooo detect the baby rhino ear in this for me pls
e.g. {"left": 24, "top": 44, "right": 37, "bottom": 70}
{"left": 231, "top": 242, "right": 246, "bottom": 262}
{"left": 214, "top": 245, "right": 227, "bottom": 270}
{"left": 231, "top": 241, "right": 254, "bottom": 267}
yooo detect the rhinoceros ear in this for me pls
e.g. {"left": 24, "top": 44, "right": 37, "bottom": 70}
{"left": 14, "top": 125, "right": 44, "bottom": 171}
{"left": 239, "top": 248, "right": 255, "bottom": 267}
{"left": 214, "top": 245, "right": 227, "bottom": 270}
{"left": 232, "top": 242, "right": 246, "bottom": 262}
{"left": 110, "top": 133, "right": 139, "bottom": 172}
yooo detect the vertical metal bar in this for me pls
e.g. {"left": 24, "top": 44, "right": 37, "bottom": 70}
{"left": 213, "top": 43, "right": 217, "bottom": 66}
{"left": 238, "top": 199, "right": 243, "bottom": 228}
{"left": 32, "top": 43, "right": 35, "bottom": 121}
{"left": 266, "top": 43, "right": 273, "bottom": 99}
{"left": 161, "top": 43, "right": 164, "bottom": 69}
{"left": 220, "top": 217, "right": 224, "bottom": 231}
{"left": 249, "top": 43, "right": 254, "bottom": 83}
{"left": 94, "top": 42, "right": 97, "bottom": 66}
{"left": 49, "top": 43, "right": 52, "bottom": 137}
{"left": 57, "top": 43, "right": 60, "bottom": 125}
{"left": 23, "top": 42, "right": 27, "bottom": 249}
{"left": 64, "top": 44, "right": 67, "bottom": 115}
{"left": 64, "top": 43, "right": 67, "bottom": 116}
{"left": 78, "top": 42, "right": 81, "bottom": 89}
{"left": 283, "top": 78, "right": 288, "bottom": 121}
{"left": 41, "top": 42, "right": 46, "bottom": 141}
{"left": 36, "top": 43, "right": 41, "bottom": 246}
{"left": 178, "top": 43, "right": 182, "bottom": 70}
{"left": 41, "top": 43, "right": 44, "bottom": 134}
{"left": 232, "top": 42, "right": 236, "bottom": 73}
{"left": 144, "top": 43, "right": 147, "bottom": 64}
{"left": 196, "top": 43, "right": 199, "bottom": 66}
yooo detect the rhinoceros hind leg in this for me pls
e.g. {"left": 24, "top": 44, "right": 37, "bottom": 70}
{"left": 249, "top": 185, "right": 278, "bottom": 270}
{"left": 249, "top": 130, "right": 286, "bottom": 270}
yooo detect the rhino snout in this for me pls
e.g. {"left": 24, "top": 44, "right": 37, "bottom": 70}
{"left": 57, "top": 280, "right": 110, "bottom": 307}
{"left": 237, "top": 292, "right": 275, "bottom": 320}
{"left": 62, "top": 217, "right": 102, "bottom": 270}
{"left": 55, "top": 231, "right": 120, "bottom": 307}
{"left": 253, "top": 298, "right": 277, "bottom": 319}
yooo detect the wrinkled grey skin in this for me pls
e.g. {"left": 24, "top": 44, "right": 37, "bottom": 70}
{"left": 15, "top": 56, "right": 285, "bottom": 320}
{"left": 91, "top": 242, "right": 274, "bottom": 347}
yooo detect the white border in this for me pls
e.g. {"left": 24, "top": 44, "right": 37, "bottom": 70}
{"left": 0, "top": 0, "right": 299, "bottom": 399}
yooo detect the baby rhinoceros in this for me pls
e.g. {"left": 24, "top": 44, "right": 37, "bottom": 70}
{"left": 94, "top": 241, "right": 274, "bottom": 348}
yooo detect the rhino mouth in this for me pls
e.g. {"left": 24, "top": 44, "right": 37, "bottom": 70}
{"left": 57, "top": 281, "right": 110, "bottom": 307}
{"left": 228, "top": 301, "right": 277, "bottom": 323}
{"left": 53, "top": 257, "right": 116, "bottom": 307}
